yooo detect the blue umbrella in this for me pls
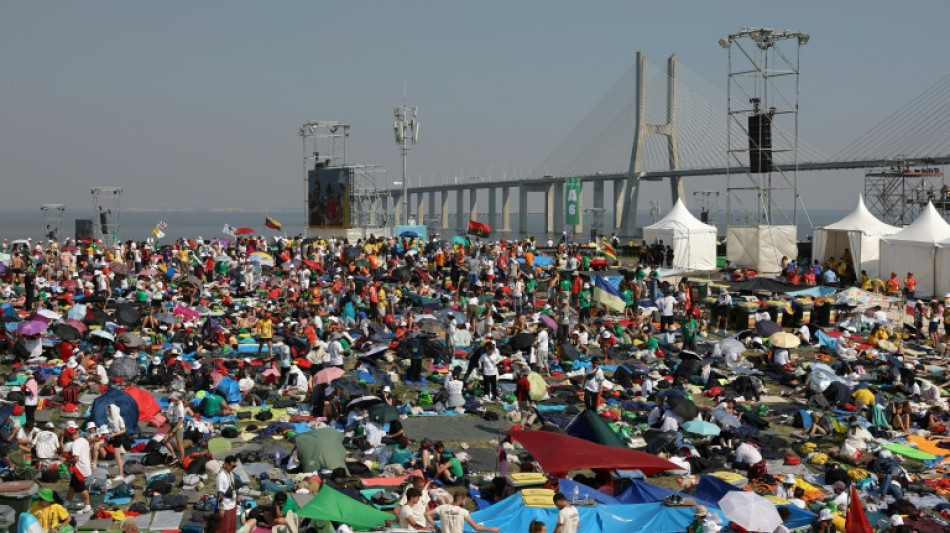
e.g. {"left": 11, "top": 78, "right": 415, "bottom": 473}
{"left": 400, "top": 231, "right": 419, "bottom": 238}
{"left": 683, "top": 420, "right": 721, "bottom": 437}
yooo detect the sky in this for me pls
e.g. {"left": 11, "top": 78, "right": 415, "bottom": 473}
{"left": 1, "top": 1, "right": 948, "bottom": 213}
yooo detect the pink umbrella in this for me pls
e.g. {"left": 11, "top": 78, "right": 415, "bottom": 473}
{"left": 65, "top": 319, "right": 87, "bottom": 335}
{"left": 138, "top": 269, "right": 158, "bottom": 276}
{"left": 173, "top": 305, "right": 200, "bottom": 320}
{"left": 315, "top": 366, "right": 345, "bottom": 385}
{"left": 19, "top": 321, "right": 48, "bottom": 336}
{"left": 539, "top": 314, "right": 558, "bottom": 330}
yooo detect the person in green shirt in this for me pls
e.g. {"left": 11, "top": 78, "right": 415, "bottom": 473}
{"left": 435, "top": 452, "right": 464, "bottom": 483}
{"left": 582, "top": 255, "right": 590, "bottom": 271}
{"left": 681, "top": 314, "right": 699, "bottom": 351}
{"left": 578, "top": 284, "right": 592, "bottom": 325}
{"left": 525, "top": 275, "right": 539, "bottom": 308}
{"left": 642, "top": 329, "right": 659, "bottom": 355}
{"left": 202, "top": 392, "right": 232, "bottom": 418}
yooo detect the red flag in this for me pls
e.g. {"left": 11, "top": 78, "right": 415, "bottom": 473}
{"left": 467, "top": 220, "right": 491, "bottom": 238}
{"left": 845, "top": 485, "right": 872, "bottom": 533}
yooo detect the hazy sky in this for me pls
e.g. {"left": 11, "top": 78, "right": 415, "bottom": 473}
{"left": 2, "top": 1, "right": 948, "bottom": 212}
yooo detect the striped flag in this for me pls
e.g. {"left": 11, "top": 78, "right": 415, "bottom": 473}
{"left": 592, "top": 275, "right": 625, "bottom": 312}
{"left": 265, "top": 216, "right": 282, "bottom": 230}
{"left": 600, "top": 240, "right": 618, "bottom": 261}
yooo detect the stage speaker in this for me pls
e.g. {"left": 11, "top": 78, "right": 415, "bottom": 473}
{"left": 748, "top": 113, "right": 772, "bottom": 173}
{"left": 75, "top": 219, "right": 94, "bottom": 241}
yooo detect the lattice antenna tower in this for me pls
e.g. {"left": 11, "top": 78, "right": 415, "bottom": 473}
{"left": 40, "top": 204, "right": 65, "bottom": 241}
{"left": 91, "top": 188, "right": 122, "bottom": 245}
{"left": 720, "top": 27, "right": 809, "bottom": 226}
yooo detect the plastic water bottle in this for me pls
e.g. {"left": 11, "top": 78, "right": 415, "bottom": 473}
{"left": 573, "top": 485, "right": 579, "bottom": 502}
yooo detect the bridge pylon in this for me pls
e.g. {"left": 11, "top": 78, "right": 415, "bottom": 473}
{"left": 618, "top": 52, "right": 683, "bottom": 240}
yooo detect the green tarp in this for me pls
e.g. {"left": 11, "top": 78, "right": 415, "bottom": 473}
{"left": 566, "top": 409, "right": 626, "bottom": 447}
{"left": 295, "top": 428, "right": 348, "bottom": 474}
{"left": 297, "top": 485, "right": 393, "bottom": 530}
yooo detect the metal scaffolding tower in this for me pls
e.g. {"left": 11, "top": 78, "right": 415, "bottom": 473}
{"left": 91, "top": 187, "right": 122, "bottom": 245}
{"left": 865, "top": 157, "right": 947, "bottom": 225}
{"left": 40, "top": 204, "right": 65, "bottom": 241}
{"left": 721, "top": 27, "right": 809, "bottom": 226}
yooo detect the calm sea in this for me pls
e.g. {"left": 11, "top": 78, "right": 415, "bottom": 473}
{"left": 0, "top": 208, "right": 848, "bottom": 243}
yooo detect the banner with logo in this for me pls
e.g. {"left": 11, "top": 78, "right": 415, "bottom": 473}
{"left": 565, "top": 178, "right": 581, "bottom": 226}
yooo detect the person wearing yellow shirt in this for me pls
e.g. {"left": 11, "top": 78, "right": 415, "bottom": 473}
{"left": 852, "top": 387, "right": 875, "bottom": 408}
{"left": 257, "top": 313, "right": 274, "bottom": 356}
{"left": 860, "top": 271, "right": 872, "bottom": 291}
{"left": 31, "top": 488, "right": 72, "bottom": 533}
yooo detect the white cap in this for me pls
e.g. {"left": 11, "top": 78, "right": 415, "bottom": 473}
{"left": 601, "top": 330, "right": 611, "bottom": 339}
{"left": 382, "top": 386, "right": 391, "bottom": 393}
{"left": 784, "top": 474, "right": 795, "bottom": 484}
{"left": 66, "top": 421, "right": 78, "bottom": 430}
{"left": 890, "top": 515, "right": 904, "bottom": 526}
{"left": 584, "top": 283, "right": 590, "bottom": 289}
{"left": 841, "top": 331, "right": 851, "bottom": 338}
{"left": 85, "top": 422, "right": 97, "bottom": 430}
{"left": 818, "top": 509, "right": 833, "bottom": 521}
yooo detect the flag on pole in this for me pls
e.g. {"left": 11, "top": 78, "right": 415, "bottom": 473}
{"left": 152, "top": 221, "right": 167, "bottom": 239}
{"left": 467, "top": 220, "right": 491, "bottom": 238}
{"left": 592, "top": 275, "right": 625, "bottom": 312}
{"left": 845, "top": 485, "right": 873, "bottom": 533}
{"left": 600, "top": 239, "right": 618, "bottom": 261}
{"left": 264, "top": 216, "right": 282, "bottom": 230}
{"left": 223, "top": 224, "right": 236, "bottom": 236}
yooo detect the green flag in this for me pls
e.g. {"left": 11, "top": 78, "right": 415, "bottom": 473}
{"left": 565, "top": 177, "right": 581, "bottom": 226}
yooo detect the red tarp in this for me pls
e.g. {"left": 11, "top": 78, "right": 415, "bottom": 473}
{"left": 508, "top": 430, "right": 680, "bottom": 476}
{"left": 125, "top": 386, "right": 162, "bottom": 422}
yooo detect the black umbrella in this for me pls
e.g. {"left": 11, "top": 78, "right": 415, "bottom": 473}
{"left": 346, "top": 395, "right": 382, "bottom": 410}
{"left": 52, "top": 323, "right": 82, "bottom": 342}
{"left": 667, "top": 396, "right": 699, "bottom": 420}
{"left": 416, "top": 318, "right": 444, "bottom": 334}
{"left": 344, "top": 246, "right": 361, "bottom": 259}
{"left": 114, "top": 304, "right": 142, "bottom": 327}
{"left": 368, "top": 403, "right": 400, "bottom": 423}
{"left": 392, "top": 267, "right": 412, "bottom": 283}
{"left": 108, "top": 357, "right": 140, "bottom": 381}
{"left": 507, "top": 332, "right": 537, "bottom": 352}
{"left": 117, "top": 332, "right": 144, "bottom": 348}
{"left": 755, "top": 320, "right": 782, "bottom": 336}
{"left": 84, "top": 308, "right": 109, "bottom": 326}
{"left": 330, "top": 378, "right": 368, "bottom": 397}
{"left": 678, "top": 350, "right": 702, "bottom": 361}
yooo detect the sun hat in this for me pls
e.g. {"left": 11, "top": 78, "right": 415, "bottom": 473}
{"left": 890, "top": 515, "right": 904, "bottom": 526}
{"left": 694, "top": 505, "right": 707, "bottom": 517}
{"left": 39, "top": 488, "right": 55, "bottom": 502}
{"left": 784, "top": 474, "right": 796, "bottom": 484}
{"left": 819, "top": 509, "right": 833, "bottom": 521}
{"left": 834, "top": 481, "right": 847, "bottom": 491}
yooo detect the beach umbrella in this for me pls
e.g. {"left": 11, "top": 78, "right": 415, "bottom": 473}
{"left": 368, "top": 403, "right": 400, "bottom": 424}
{"left": 346, "top": 395, "right": 382, "bottom": 410}
{"left": 19, "top": 321, "right": 48, "bottom": 336}
{"left": 35, "top": 308, "right": 62, "bottom": 321}
{"left": 114, "top": 305, "right": 142, "bottom": 326}
{"left": 683, "top": 420, "right": 721, "bottom": 437}
{"left": 719, "top": 491, "right": 782, "bottom": 533}
{"left": 138, "top": 268, "right": 158, "bottom": 276}
{"left": 416, "top": 318, "right": 444, "bottom": 334}
{"left": 315, "top": 367, "right": 345, "bottom": 385}
{"left": 399, "top": 231, "right": 419, "bottom": 239}
{"left": 716, "top": 338, "right": 745, "bottom": 357}
{"left": 768, "top": 331, "right": 801, "bottom": 349}
{"left": 52, "top": 323, "right": 82, "bottom": 342}
{"left": 90, "top": 329, "right": 115, "bottom": 342}
{"left": 755, "top": 320, "right": 782, "bottom": 336}
{"left": 117, "top": 332, "right": 144, "bottom": 347}
{"left": 248, "top": 252, "right": 274, "bottom": 266}
{"left": 667, "top": 396, "right": 699, "bottom": 420}
{"left": 712, "top": 410, "right": 741, "bottom": 428}
{"left": 65, "top": 319, "right": 87, "bottom": 335}
{"left": 234, "top": 227, "right": 256, "bottom": 235}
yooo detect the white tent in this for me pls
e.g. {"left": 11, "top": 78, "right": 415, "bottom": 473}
{"left": 934, "top": 242, "right": 950, "bottom": 298}
{"left": 880, "top": 202, "right": 950, "bottom": 298}
{"left": 642, "top": 199, "right": 717, "bottom": 271}
{"left": 812, "top": 195, "right": 900, "bottom": 279}
{"left": 726, "top": 225, "right": 798, "bottom": 273}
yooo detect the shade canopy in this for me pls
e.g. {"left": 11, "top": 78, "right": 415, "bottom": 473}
{"left": 508, "top": 430, "right": 679, "bottom": 476}
{"left": 812, "top": 195, "right": 900, "bottom": 279}
{"left": 642, "top": 199, "right": 717, "bottom": 271}
{"left": 881, "top": 202, "right": 950, "bottom": 297}
{"left": 297, "top": 485, "right": 393, "bottom": 530}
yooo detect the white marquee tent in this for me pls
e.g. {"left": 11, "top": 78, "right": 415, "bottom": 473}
{"left": 642, "top": 199, "right": 717, "bottom": 271}
{"left": 880, "top": 202, "right": 950, "bottom": 298}
{"left": 812, "top": 195, "right": 900, "bottom": 279}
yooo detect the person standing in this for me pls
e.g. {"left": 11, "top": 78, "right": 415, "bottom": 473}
{"left": 658, "top": 291, "right": 676, "bottom": 332}
{"left": 552, "top": 493, "right": 579, "bottom": 533}
{"left": 535, "top": 324, "right": 550, "bottom": 376}
{"left": 63, "top": 426, "right": 92, "bottom": 514}
{"left": 425, "top": 493, "right": 499, "bottom": 533}
{"left": 479, "top": 341, "right": 502, "bottom": 401}
{"left": 22, "top": 371, "right": 38, "bottom": 427}
{"left": 583, "top": 359, "right": 604, "bottom": 411}
{"left": 214, "top": 456, "right": 239, "bottom": 533}
{"left": 256, "top": 312, "right": 274, "bottom": 356}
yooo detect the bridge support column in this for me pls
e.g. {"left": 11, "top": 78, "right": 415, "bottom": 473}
{"left": 487, "top": 186, "right": 497, "bottom": 232}
{"left": 469, "top": 187, "right": 479, "bottom": 223}
{"left": 393, "top": 193, "right": 403, "bottom": 226}
{"left": 415, "top": 193, "right": 425, "bottom": 225}
{"left": 501, "top": 187, "right": 511, "bottom": 232}
{"left": 456, "top": 190, "right": 466, "bottom": 233}
{"left": 519, "top": 186, "right": 529, "bottom": 236}
{"left": 427, "top": 192, "right": 436, "bottom": 228}
{"left": 440, "top": 191, "right": 450, "bottom": 231}
{"left": 613, "top": 179, "right": 625, "bottom": 231}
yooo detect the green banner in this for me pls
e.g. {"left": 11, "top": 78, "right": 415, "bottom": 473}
{"left": 565, "top": 177, "right": 581, "bottom": 226}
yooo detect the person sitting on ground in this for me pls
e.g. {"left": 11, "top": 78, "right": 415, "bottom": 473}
{"left": 31, "top": 488, "right": 73, "bottom": 533}
{"left": 434, "top": 451, "right": 465, "bottom": 485}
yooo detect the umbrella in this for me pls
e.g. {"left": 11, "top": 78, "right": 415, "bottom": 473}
{"left": 52, "top": 323, "right": 82, "bottom": 342}
{"left": 416, "top": 318, "right": 444, "bottom": 334}
{"left": 362, "top": 344, "right": 390, "bottom": 357}
{"left": 330, "top": 378, "right": 368, "bottom": 397}
{"left": 60, "top": 279, "right": 78, "bottom": 290}
{"left": 65, "top": 319, "right": 87, "bottom": 335}
{"left": 682, "top": 420, "right": 721, "bottom": 437}
{"left": 367, "top": 403, "right": 400, "bottom": 424}
{"left": 346, "top": 395, "right": 382, "bottom": 410}
{"left": 117, "top": 332, "right": 144, "bottom": 347}
{"left": 90, "top": 329, "right": 115, "bottom": 342}
{"left": 432, "top": 308, "right": 466, "bottom": 324}
{"left": 234, "top": 227, "right": 256, "bottom": 235}
{"left": 711, "top": 410, "right": 741, "bottom": 428}
{"left": 315, "top": 367, "right": 345, "bottom": 385}
{"left": 173, "top": 305, "right": 200, "bottom": 320}
{"left": 719, "top": 491, "right": 783, "bottom": 533}
{"left": 755, "top": 320, "right": 782, "bottom": 336}
{"left": 539, "top": 314, "right": 558, "bottom": 330}
{"left": 885, "top": 355, "right": 905, "bottom": 369}
{"left": 343, "top": 246, "right": 361, "bottom": 259}
{"left": 679, "top": 350, "right": 702, "bottom": 361}
{"left": 716, "top": 338, "right": 745, "bottom": 357}
{"left": 768, "top": 331, "right": 801, "bottom": 349}
{"left": 138, "top": 268, "right": 158, "bottom": 276}
{"left": 451, "top": 235, "right": 470, "bottom": 247}
{"left": 35, "top": 308, "right": 62, "bottom": 321}
{"left": 109, "top": 263, "right": 131, "bottom": 275}
{"left": 400, "top": 230, "right": 420, "bottom": 239}
{"left": 180, "top": 275, "right": 202, "bottom": 288}
{"left": 155, "top": 313, "right": 177, "bottom": 325}
{"left": 248, "top": 252, "right": 274, "bottom": 266}
{"left": 667, "top": 396, "right": 699, "bottom": 420}
{"left": 114, "top": 305, "right": 142, "bottom": 326}
{"left": 877, "top": 339, "right": 897, "bottom": 352}
{"left": 19, "top": 321, "right": 48, "bottom": 336}
{"left": 354, "top": 259, "right": 370, "bottom": 268}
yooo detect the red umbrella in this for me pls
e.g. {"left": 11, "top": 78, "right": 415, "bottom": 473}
{"left": 138, "top": 269, "right": 158, "bottom": 276}
{"left": 302, "top": 259, "right": 324, "bottom": 272}
{"left": 234, "top": 227, "right": 256, "bottom": 235}
{"left": 507, "top": 429, "right": 680, "bottom": 476}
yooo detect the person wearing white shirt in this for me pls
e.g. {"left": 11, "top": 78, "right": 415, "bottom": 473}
{"left": 659, "top": 411, "right": 682, "bottom": 432}
{"left": 445, "top": 371, "right": 465, "bottom": 409}
{"left": 214, "top": 456, "right": 239, "bottom": 533}
{"left": 535, "top": 326, "right": 550, "bottom": 375}
{"left": 64, "top": 427, "right": 92, "bottom": 514}
{"left": 398, "top": 488, "right": 430, "bottom": 530}
{"left": 425, "top": 493, "right": 499, "bottom": 533}
{"left": 772, "top": 348, "right": 790, "bottom": 367}
{"left": 479, "top": 343, "right": 502, "bottom": 400}
{"left": 33, "top": 423, "right": 60, "bottom": 461}
{"left": 734, "top": 441, "right": 763, "bottom": 469}
{"left": 583, "top": 359, "right": 605, "bottom": 410}
{"left": 658, "top": 293, "right": 677, "bottom": 331}
{"left": 327, "top": 336, "right": 344, "bottom": 368}
{"left": 553, "top": 493, "right": 580, "bottom": 533}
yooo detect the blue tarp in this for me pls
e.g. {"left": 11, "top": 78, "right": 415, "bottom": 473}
{"left": 816, "top": 330, "right": 840, "bottom": 350}
{"left": 557, "top": 479, "right": 619, "bottom": 505}
{"left": 692, "top": 475, "right": 816, "bottom": 530}
{"left": 216, "top": 377, "right": 243, "bottom": 403}
{"left": 89, "top": 387, "right": 139, "bottom": 435}
{"left": 614, "top": 480, "right": 682, "bottom": 504}
{"left": 785, "top": 286, "right": 838, "bottom": 298}
{"left": 467, "top": 493, "right": 726, "bottom": 533}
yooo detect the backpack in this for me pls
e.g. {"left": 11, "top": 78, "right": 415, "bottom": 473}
{"left": 184, "top": 453, "right": 212, "bottom": 475}
{"left": 150, "top": 493, "right": 189, "bottom": 511}
{"left": 146, "top": 473, "right": 175, "bottom": 495}
{"left": 255, "top": 410, "right": 274, "bottom": 421}
{"left": 221, "top": 426, "right": 240, "bottom": 439}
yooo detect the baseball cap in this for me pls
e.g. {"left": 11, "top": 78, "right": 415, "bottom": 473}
{"left": 890, "top": 515, "right": 904, "bottom": 526}
{"left": 819, "top": 509, "right": 833, "bottom": 521}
